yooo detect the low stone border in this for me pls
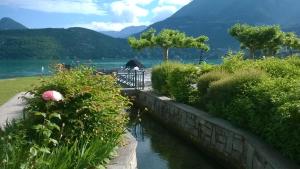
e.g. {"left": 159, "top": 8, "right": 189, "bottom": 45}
{"left": 107, "top": 133, "right": 137, "bottom": 169}
{"left": 134, "top": 90, "right": 299, "bottom": 169}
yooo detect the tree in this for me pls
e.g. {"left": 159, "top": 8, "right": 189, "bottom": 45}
{"left": 229, "top": 24, "right": 284, "bottom": 58}
{"left": 128, "top": 28, "right": 209, "bottom": 61}
{"left": 283, "top": 32, "right": 300, "bottom": 55}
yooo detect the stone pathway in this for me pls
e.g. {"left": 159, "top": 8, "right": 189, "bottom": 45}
{"left": 0, "top": 92, "right": 28, "bottom": 128}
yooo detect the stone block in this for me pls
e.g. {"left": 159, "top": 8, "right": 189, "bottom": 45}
{"left": 203, "top": 124, "right": 213, "bottom": 137}
{"left": 225, "top": 132, "right": 234, "bottom": 154}
{"left": 252, "top": 156, "right": 264, "bottom": 169}
{"left": 264, "top": 163, "right": 275, "bottom": 169}
{"left": 216, "top": 142, "right": 225, "bottom": 153}
{"left": 232, "top": 138, "right": 244, "bottom": 153}
{"left": 232, "top": 149, "right": 243, "bottom": 161}
{"left": 246, "top": 144, "right": 255, "bottom": 169}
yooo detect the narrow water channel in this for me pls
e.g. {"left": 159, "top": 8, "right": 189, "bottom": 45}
{"left": 128, "top": 107, "right": 225, "bottom": 169}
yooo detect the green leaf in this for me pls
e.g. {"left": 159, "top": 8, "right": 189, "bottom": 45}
{"left": 47, "top": 123, "right": 60, "bottom": 131}
{"left": 38, "top": 147, "right": 51, "bottom": 154}
{"left": 49, "top": 138, "right": 58, "bottom": 146}
{"left": 49, "top": 113, "right": 62, "bottom": 120}
{"left": 33, "top": 112, "right": 46, "bottom": 118}
{"left": 29, "top": 146, "right": 38, "bottom": 156}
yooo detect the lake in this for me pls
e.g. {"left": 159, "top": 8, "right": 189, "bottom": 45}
{"left": 0, "top": 58, "right": 221, "bottom": 79}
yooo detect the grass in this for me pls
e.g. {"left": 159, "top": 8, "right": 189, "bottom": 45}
{"left": 0, "top": 76, "right": 40, "bottom": 105}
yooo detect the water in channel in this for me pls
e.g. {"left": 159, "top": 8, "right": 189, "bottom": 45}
{"left": 128, "top": 107, "right": 225, "bottom": 169}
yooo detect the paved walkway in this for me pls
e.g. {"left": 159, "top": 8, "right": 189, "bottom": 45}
{"left": 0, "top": 92, "right": 28, "bottom": 128}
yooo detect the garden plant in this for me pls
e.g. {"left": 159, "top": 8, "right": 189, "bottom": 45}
{"left": 151, "top": 54, "right": 300, "bottom": 164}
{"left": 0, "top": 67, "right": 129, "bottom": 169}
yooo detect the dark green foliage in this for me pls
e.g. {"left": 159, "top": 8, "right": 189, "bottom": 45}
{"left": 129, "top": 28, "right": 209, "bottom": 61}
{"left": 205, "top": 69, "right": 266, "bottom": 119}
{"left": 151, "top": 61, "right": 182, "bottom": 95}
{"left": 0, "top": 27, "right": 133, "bottom": 59}
{"left": 152, "top": 55, "right": 300, "bottom": 163}
{"left": 0, "top": 67, "right": 129, "bottom": 168}
{"left": 196, "top": 70, "right": 230, "bottom": 108}
{"left": 167, "top": 64, "right": 199, "bottom": 103}
{"left": 229, "top": 24, "right": 284, "bottom": 58}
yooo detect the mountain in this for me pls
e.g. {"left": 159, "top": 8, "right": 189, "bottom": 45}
{"left": 0, "top": 17, "right": 28, "bottom": 30}
{"left": 147, "top": 0, "right": 300, "bottom": 50}
{"left": 101, "top": 25, "right": 147, "bottom": 38}
{"left": 0, "top": 27, "right": 134, "bottom": 59}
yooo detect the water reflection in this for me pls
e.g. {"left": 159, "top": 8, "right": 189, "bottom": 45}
{"left": 128, "top": 107, "right": 225, "bottom": 169}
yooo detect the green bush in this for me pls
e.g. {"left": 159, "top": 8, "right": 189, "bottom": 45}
{"left": 167, "top": 64, "right": 199, "bottom": 103}
{"left": 151, "top": 55, "right": 300, "bottom": 163}
{"left": 0, "top": 67, "right": 129, "bottom": 169}
{"left": 196, "top": 70, "right": 230, "bottom": 108}
{"left": 244, "top": 78, "right": 300, "bottom": 161}
{"left": 206, "top": 69, "right": 265, "bottom": 117}
{"left": 256, "top": 57, "right": 300, "bottom": 78}
{"left": 151, "top": 61, "right": 182, "bottom": 95}
{"left": 220, "top": 52, "right": 300, "bottom": 79}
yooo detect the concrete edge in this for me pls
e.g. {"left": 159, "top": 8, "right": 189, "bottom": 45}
{"left": 0, "top": 92, "right": 28, "bottom": 128}
{"left": 107, "top": 132, "right": 138, "bottom": 169}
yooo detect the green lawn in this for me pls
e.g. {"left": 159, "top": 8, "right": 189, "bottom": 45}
{"left": 0, "top": 77, "right": 40, "bottom": 105}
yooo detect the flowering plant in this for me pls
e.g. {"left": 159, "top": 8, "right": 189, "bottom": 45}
{"left": 42, "top": 90, "right": 64, "bottom": 101}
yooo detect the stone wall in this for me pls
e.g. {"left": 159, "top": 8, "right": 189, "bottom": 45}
{"left": 135, "top": 91, "right": 299, "bottom": 169}
{"left": 107, "top": 133, "right": 137, "bottom": 169}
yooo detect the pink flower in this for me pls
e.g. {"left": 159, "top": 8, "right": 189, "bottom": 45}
{"left": 42, "top": 91, "right": 64, "bottom": 101}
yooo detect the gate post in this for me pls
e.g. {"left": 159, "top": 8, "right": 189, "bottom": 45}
{"left": 134, "top": 70, "right": 137, "bottom": 89}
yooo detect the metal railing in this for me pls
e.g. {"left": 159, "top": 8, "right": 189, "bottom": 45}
{"left": 116, "top": 70, "right": 145, "bottom": 90}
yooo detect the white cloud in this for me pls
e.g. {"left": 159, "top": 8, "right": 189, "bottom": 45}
{"left": 0, "top": 0, "right": 105, "bottom": 15}
{"left": 152, "top": 5, "right": 177, "bottom": 22}
{"left": 73, "top": 21, "right": 150, "bottom": 31}
{"left": 158, "top": 0, "right": 192, "bottom": 6}
{"left": 110, "top": 0, "right": 154, "bottom": 22}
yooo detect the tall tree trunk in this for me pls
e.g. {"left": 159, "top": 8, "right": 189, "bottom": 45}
{"left": 163, "top": 48, "right": 169, "bottom": 61}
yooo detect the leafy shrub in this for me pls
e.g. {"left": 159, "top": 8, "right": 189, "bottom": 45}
{"left": 167, "top": 64, "right": 199, "bottom": 103}
{"left": 220, "top": 52, "right": 300, "bottom": 79}
{"left": 244, "top": 78, "right": 300, "bottom": 161}
{"left": 151, "top": 61, "right": 182, "bottom": 95}
{"left": 206, "top": 69, "right": 265, "bottom": 116}
{"left": 151, "top": 56, "right": 300, "bottom": 163}
{"left": 256, "top": 57, "right": 300, "bottom": 78}
{"left": 0, "top": 67, "right": 129, "bottom": 169}
{"left": 25, "top": 67, "right": 129, "bottom": 145}
{"left": 195, "top": 70, "right": 230, "bottom": 108}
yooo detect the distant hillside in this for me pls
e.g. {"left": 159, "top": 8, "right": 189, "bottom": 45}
{"left": 101, "top": 25, "right": 147, "bottom": 38}
{"left": 147, "top": 0, "right": 300, "bottom": 49}
{"left": 0, "top": 27, "right": 134, "bottom": 59}
{"left": 0, "top": 17, "right": 27, "bottom": 30}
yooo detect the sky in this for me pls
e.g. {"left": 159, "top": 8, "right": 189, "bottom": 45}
{"left": 0, "top": 0, "right": 192, "bottom": 31}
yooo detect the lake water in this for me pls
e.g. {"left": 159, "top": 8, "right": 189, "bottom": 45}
{"left": 0, "top": 58, "right": 221, "bottom": 79}
{"left": 128, "top": 107, "right": 225, "bottom": 169}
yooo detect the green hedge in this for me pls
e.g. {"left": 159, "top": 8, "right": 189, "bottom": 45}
{"left": 167, "top": 64, "right": 199, "bottom": 103}
{"left": 0, "top": 67, "right": 129, "bottom": 169}
{"left": 151, "top": 56, "right": 300, "bottom": 163}
{"left": 151, "top": 61, "right": 182, "bottom": 95}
